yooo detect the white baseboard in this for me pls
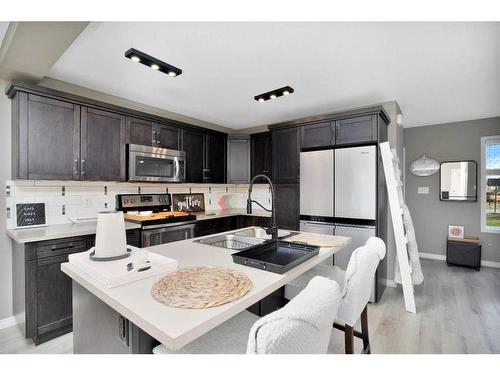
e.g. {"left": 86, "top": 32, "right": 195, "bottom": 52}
{"left": 381, "top": 278, "right": 398, "bottom": 288}
{"left": 0, "top": 316, "right": 16, "bottom": 330}
{"left": 419, "top": 252, "right": 500, "bottom": 269}
{"left": 419, "top": 252, "right": 446, "bottom": 261}
{"left": 481, "top": 260, "right": 500, "bottom": 268}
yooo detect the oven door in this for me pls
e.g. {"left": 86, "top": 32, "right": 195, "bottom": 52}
{"left": 128, "top": 144, "right": 185, "bottom": 182}
{"left": 141, "top": 222, "right": 196, "bottom": 247}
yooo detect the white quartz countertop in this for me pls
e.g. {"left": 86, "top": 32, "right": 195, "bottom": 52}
{"left": 61, "top": 227, "right": 351, "bottom": 351}
{"left": 194, "top": 208, "right": 270, "bottom": 221}
{"left": 7, "top": 209, "right": 270, "bottom": 244}
{"left": 7, "top": 221, "right": 142, "bottom": 244}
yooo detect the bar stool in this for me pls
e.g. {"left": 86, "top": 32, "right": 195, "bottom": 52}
{"left": 331, "top": 237, "right": 386, "bottom": 354}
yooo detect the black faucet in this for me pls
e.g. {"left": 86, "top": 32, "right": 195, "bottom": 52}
{"left": 247, "top": 174, "right": 278, "bottom": 241}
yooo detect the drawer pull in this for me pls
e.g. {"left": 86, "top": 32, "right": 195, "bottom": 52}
{"left": 50, "top": 243, "right": 76, "bottom": 251}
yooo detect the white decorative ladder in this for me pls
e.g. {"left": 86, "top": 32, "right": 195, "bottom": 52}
{"left": 380, "top": 142, "right": 416, "bottom": 314}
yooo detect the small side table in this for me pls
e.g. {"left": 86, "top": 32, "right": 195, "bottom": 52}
{"left": 446, "top": 237, "right": 481, "bottom": 271}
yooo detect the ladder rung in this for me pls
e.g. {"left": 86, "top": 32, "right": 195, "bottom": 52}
{"left": 391, "top": 151, "right": 400, "bottom": 164}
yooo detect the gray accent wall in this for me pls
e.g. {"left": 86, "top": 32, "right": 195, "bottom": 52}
{"left": 404, "top": 117, "right": 500, "bottom": 263}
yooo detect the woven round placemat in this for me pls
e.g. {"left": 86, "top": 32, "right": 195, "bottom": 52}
{"left": 151, "top": 266, "right": 252, "bottom": 309}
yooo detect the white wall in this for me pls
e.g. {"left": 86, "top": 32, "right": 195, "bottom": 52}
{"left": 0, "top": 78, "right": 12, "bottom": 320}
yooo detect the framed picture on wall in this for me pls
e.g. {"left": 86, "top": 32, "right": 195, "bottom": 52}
{"left": 448, "top": 225, "right": 465, "bottom": 239}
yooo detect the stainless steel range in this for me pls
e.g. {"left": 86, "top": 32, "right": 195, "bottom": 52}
{"left": 116, "top": 194, "right": 197, "bottom": 247}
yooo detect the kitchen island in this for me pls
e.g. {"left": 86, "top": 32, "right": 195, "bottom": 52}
{"left": 61, "top": 227, "right": 351, "bottom": 353}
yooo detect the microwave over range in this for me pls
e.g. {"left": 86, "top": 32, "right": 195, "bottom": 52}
{"left": 128, "top": 144, "right": 186, "bottom": 182}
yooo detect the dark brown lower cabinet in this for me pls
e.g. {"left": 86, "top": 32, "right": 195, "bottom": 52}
{"left": 14, "top": 229, "right": 141, "bottom": 345}
{"left": 32, "top": 254, "right": 74, "bottom": 343}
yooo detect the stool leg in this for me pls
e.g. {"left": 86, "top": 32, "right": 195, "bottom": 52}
{"left": 345, "top": 325, "right": 354, "bottom": 354}
{"left": 361, "top": 305, "right": 371, "bottom": 354}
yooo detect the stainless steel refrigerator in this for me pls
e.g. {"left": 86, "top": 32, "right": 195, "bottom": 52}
{"left": 299, "top": 145, "right": 378, "bottom": 301}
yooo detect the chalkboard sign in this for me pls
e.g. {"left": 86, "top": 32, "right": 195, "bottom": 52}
{"left": 172, "top": 194, "right": 205, "bottom": 212}
{"left": 16, "top": 203, "right": 47, "bottom": 229}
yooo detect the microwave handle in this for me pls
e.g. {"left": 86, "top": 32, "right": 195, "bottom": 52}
{"left": 174, "top": 158, "right": 180, "bottom": 179}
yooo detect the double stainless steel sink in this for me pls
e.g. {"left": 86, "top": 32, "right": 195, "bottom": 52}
{"left": 195, "top": 227, "right": 293, "bottom": 250}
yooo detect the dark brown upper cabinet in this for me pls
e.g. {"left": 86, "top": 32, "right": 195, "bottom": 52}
{"left": 8, "top": 82, "right": 231, "bottom": 183}
{"left": 126, "top": 118, "right": 180, "bottom": 150}
{"left": 182, "top": 128, "right": 205, "bottom": 183}
{"left": 154, "top": 123, "right": 181, "bottom": 150}
{"left": 204, "top": 133, "right": 227, "bottom": 183}
{"left": 13, "top": 93, "right": 80, "bottom": 180}
{"left": 251, "top": 132, "right": 272, "bottom": 180}
{"left": 272, "top": 127, "right": 300, "bottom": 183}
{"left": 80, "top": 107, "right": 126, "bottom": 181}
{"left": 126, "top": 117, "right": 154, "bottom": 146}
{"left": 300, "top": 121, "right": 334, "bottom": 149}
{"left": 335, "top": 115, "right": 378, "bottom": 145}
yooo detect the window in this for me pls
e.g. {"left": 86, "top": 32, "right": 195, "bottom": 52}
{"left": 481, "top": 135, "right": 500, "bottom": 233}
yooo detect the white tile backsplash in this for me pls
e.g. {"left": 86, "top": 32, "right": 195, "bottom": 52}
{"left": 5, "top": 180, "right": 271, "bottom": 228}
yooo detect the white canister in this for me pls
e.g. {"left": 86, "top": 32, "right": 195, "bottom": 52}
{"left": 94, "top": 211, "right": 128, "bottom": 259}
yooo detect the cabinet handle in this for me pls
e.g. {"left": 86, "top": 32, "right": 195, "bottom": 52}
{"left": 74, "top": 159, "right": 79, "bottom": 174}
{"left": 51, "top": 243, "right": 76, "bottom": 251}
{"left": 152, "top": 130, "right": 157, "bottom": 144}
{"left": 157, "top": 130, "right": 160, "bottom": 144}
{"left": 81, "top": 159, "right": 86, "bottom": 176}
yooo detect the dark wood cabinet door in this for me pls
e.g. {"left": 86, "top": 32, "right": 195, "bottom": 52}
{"left": 275, "top": 183, "right": 299, "bottom": 230}
{"left": 36, "top": 254, "right": 73, "bottom": 337}
{"left": 251, "top": 132, "right": 272, "bottom": 179}
{"left": 126, "top": 117, "right": 154, "bottom": 146}
{"left": 227, "top": 138, "right": 250, "bottom": 183}
{"left": 154, "top": 123, "right": 180, "bottom": 150}
{"left": 335, "top": 115, "right": 378, "bottom": 145}
{"left": 272, "top": 127, "right": 300, "bottom": 183}
{"left": 81, "top": 107, "right": 126, "bottom": 181}
{"left": 300, "top": 121, "right": 334, "bottom": 149}
{"left": 205, "top": 134, "right": 227, "bottom": 183}
{"left": 22, "top": 94, "right": 80, "bottom": 180}
{"left": 182, "top": 129, "right": 204, "bottom": 183}
{"left": 194, "top": 218, "right": 228, "bottom": 237}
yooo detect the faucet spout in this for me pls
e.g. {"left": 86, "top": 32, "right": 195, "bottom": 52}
{"left": 247, "top": 174, "right": 278, "bottom": 241}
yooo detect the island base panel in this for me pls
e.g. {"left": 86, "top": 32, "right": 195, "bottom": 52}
{"left": 72, "top": 282, "right": 158, "bottom": 354}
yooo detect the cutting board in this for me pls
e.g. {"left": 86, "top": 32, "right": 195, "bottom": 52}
{"left": 123, "top": 211, "right": 189, "bottom": 223}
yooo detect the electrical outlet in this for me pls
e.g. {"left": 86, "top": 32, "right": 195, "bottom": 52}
{"left": 84, "top": 197, "right": 92, "bottom": 208}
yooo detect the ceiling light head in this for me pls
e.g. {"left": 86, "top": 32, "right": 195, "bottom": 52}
{"left": 124, "top": 48, "right": 182, "bottom": 77}
{"left": 254, "top": 86, "right": 294, "bottom": 102}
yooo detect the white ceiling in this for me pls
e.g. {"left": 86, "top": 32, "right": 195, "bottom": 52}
{"left": 48, "top": 22, "right": 500, "bottom": 130}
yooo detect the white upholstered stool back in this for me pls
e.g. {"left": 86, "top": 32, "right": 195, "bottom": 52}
{"left": 337, "top": 237, "right": 386, "bottom": 327}
{"left": 246, "top": 276, "right": 341, "bottom": 354}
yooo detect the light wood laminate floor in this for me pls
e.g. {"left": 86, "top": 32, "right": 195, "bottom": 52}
{"left": 1, "top": 259, "right": 499, "bottom": 354}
